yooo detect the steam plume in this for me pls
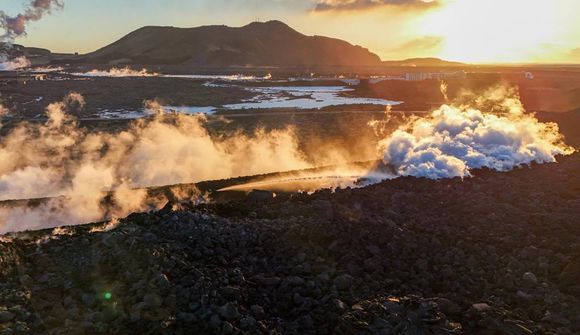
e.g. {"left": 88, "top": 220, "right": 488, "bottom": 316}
{"left": 0, "top": 0, "right": 64, "bottom": 71}
{"left": 75, "top": 67, "right": 159, "bottom": 78}
{"left": 1, "top": 85, "right": 573, "bottom": 233}
{"left": 440, "top": 80, "right": 448, "bottom": 102}
{"left": 72, "top": 67, "right": 272, "bottom": 81}
{"left": 0, "top": 94, "right": 318, "bottom": 233}
{"left": 378, "top": 86, "right": 575, "bottom": 179}
{"left": 0, "top": 0, "right": 63, "bottom": 40}
{"left": 0, "top": 55, "right": 31, "bottom": 70}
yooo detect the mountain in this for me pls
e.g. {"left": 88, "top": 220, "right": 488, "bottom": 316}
{"left": 0, "top": 43, "right": 79, "bottom": 66}
{"left": 83, "top": 21, "right": 382, "bottom": 68}
{"left": 0, "top": 43, "right": 51, "bottom": 57}
{"left": 382, "top": 57, "right": 465, "bottom": 67}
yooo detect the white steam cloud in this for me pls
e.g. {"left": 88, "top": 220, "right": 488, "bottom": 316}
{"left": 0, "top": 0, "right": 63, "bottom": 40}
{"left": 378, "top": 86, "right": 575, "bottom": 179}
{"left": 0, "top": 55, "right": 31, "bottom": 70}
{"left": 75, "top": 67, "right": 159, "bottom": 78}
{"left": 0, "top": 85, "right": 574, "bottom": 233}
{"left": 0, "top": 94, "right": 318, "bottom": 233}
{"left": 0, "top": 0, "right": 64, "bottom": 72}
{"left": 71, "top": 67, "right": 273, "bottom": 81}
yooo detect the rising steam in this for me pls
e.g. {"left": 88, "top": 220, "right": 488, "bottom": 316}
{"left": 0, "top": 0, "right": 63, "bottom": 40}
{"left": 378, "top": 86, "right": 575, "bottom": 179}
{"left": 0, "top": 85, "right": 574, "bottom": 233}
{"left": 75, "top": 67, "right": 159, "bottom": 78}
{"left": 0, "top": 0, "right": 64, "bottom": 71}
{"left": 72, "top": 67, "right": 273, "bottom": 81}
{"left": 0, "top": 95, "right": 314, "bottom": 233}
{"left": 440, "top": 80, "right": 449, "bottom": 102}
{"left": 0, "top": 55, "right": 31, "bottom": 70}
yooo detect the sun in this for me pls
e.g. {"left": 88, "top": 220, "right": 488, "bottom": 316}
{"left": 418, "top": 0, "right": 566, "bottom": 63}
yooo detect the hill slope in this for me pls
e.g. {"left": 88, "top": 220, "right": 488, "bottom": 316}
{"left": 84, "top": 21, "right": 382, "bottom": 68}
{"left": 382, "top": 57, "right": 465, "bottom": 67}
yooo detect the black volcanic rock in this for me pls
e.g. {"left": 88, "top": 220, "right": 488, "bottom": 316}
{"left": 83, "top": 20, "right": 382, "bottom": 67}
{"left": 0, "top": 154, "right": 579, "bottom": 334}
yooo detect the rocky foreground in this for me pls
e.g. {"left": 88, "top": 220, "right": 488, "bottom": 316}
{"left": 1, "top": 154, "right": 579, "bottom": 335}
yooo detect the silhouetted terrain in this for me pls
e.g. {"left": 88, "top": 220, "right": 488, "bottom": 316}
{"left": 82, "top": 21, "right": 381, "bottom": 68}
{"left": 3, "top": 20, "right": 469, "bottom": 70}
{"left": 75, "top": 21, "right": 468, "bottom": 69}
{"left": 0, "top": 43, "right": 51, "bottom": 58}
{"left": 382, "top": 57, "right": 465, "bottom": 67}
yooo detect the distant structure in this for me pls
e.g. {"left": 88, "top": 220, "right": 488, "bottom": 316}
{"left": 524, "top": 71, "right": 534, "bottom": 80}
{"left": 404, "top": 71, "right": 467, "bottom": 81}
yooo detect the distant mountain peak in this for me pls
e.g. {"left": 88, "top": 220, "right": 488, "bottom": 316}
{"left": 84, "top": 21, "right": 381, "bottom": 68}
{"left": 383, "top": 57, "right": 465, "bottom": 67}
{"left": 243, "top": 20, "right": 290, "bottom": 28}
{"left": 242, "top": 20, "right": 301, "bottom": 35}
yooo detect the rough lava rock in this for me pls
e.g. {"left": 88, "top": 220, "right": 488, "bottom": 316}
{"left": 0, "top": 154, "right": 578, "bottom": 334}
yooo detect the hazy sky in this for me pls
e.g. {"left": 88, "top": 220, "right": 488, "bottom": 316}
{"left": 3, "top": 0, "right": 580, "bottom": 63}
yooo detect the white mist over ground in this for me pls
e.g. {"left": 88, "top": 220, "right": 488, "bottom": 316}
{"left": 71, "top": 67, "right": 272, "bottom": 81}
{"left": 165, "top": 73, "right": 272, "bottom": 81}
{"left": 30, "top": 66, "right": 64, "bottom": 73}
{"left": 0, "top": 95, "right": 328, "bottom": 233}
{"left": 0, "top": 85, "right": 575, "bottom": 234}
{"left": 378, "top": 86, "right": 575, "bottom": 179}
{"left": 73, "top": 67, "right": 159, "bottom": 77}
{"left": 219, "top": 163, "right": 395, "bottom": 194}
{"left": 0, "top": 55, "right": 30, "bottom": 70}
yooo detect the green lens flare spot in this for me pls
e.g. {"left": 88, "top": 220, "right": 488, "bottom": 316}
{"left": 104, "top": 292, "right": 112, "bottom": 300}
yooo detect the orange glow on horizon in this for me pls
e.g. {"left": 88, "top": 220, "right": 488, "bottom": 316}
{"left": 416, "top": 0, "right": 576, "bottom": 63}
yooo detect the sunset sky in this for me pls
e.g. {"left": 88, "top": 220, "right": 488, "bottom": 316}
{"left": 3, "top": 0, "right": 580, "bottom": 64}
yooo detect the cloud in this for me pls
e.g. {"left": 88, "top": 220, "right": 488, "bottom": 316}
{"left": 314, "top": 0, "right": 439, "bottom": 12}
{"left": 393, "top": 35, "right": 444, "bottom": 54}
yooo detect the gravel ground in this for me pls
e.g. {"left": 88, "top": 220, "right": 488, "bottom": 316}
{"left": 0, "top": 153, "right": 579, "bottom": 334}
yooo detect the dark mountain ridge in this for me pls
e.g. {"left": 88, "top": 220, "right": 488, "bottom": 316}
{"left": 83, "top": 20, "right": 383, "bottom": 68}
{"left": 382, "top": 57, "right": 465, "bottom": 67}
{"left": 3, "top": 21, "right": 466, "bottom": 69}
